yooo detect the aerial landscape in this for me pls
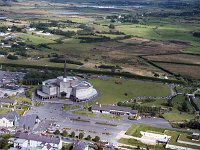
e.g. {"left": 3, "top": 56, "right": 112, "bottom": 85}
{"left": 0, "top": 0, "right": 200, "bottom": 149}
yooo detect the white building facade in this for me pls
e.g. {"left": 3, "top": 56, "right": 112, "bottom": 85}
{"left": 10, "top": 133, "right": 62, "bottom": 150}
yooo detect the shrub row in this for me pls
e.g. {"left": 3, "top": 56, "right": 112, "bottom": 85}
{"left": 0, "top": 63, "right": 185, "bottom": 85}
{"left": 49, "top": 58, "right": 83, "bottom": 65}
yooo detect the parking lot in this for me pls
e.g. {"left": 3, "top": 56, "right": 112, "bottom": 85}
{"left": 0, "top": 70, "right": 25, "bottom": 84}
{"left": 26, "top": 102, "right": 172, "bottom": 145}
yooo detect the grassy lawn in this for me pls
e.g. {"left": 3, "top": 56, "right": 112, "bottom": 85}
{"left": 179, "top": 133, "right": 200, "bottom": 144}
{"left": 193, "top": 98, "right": 200, "bottom": 110}
{"left": 17, "top": 33, "right": 61, "bottom": 45}
{"left": 96, "top": 33, "right": 125, "bottom": 39}
{"left": 162, "top": 113, "right": 195, "bottom": 122}
{"left": 0, "top": 108, "right": 11, "bottom": 114}
{"left": 95, "top": 122, "right": 117, "bottom": 127}
{"left": 162, "top": 95, "right": 196, "bottom": 121}
{"left": 118, "top": 138, "right": 166, "bottom": 150}
{"left": 165, "top": 130, "right": 200, "bottom": 149}
{"left": 68, "top": 16, "right": 93, "bottom": 23}
{"left": 99, "top": 114, "right": 122, "bottom": 120}
{"left": 171, "top": 95, "right": 194, "bottom": 112}
{"left": 123, "top": 124, "right": 200, "bottom": 149}
{"left": 0, "top": 107, "right": 26, "bottom": 115}
{"left": 11, "top": 96, "right": 32, "bottom": 105}
{"left": 90, "top": 78, "right": 171, "bottom": 104}
{"left": 125, "top": 124, "right": 166, "bottom": 138}
{"left": 16, "top": 109, "right": 26, "bottom": 115}
{"left": 139, "top": 99, "right": 167, "bottom": 107}
{"left": 73, "top": 110, "right": 96, "bottom": 117}
{"left": 62, "top": 104, "right": 80, "bottom": 111}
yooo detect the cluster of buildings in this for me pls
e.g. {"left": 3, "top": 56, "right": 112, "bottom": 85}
{"left": 37, "top": 61, "right": 97, "bottom": 102}
{"left": 0, "top": 110, "right": 39, "bottom": 129}
{"left": 0, "top": 70, "right": 25, "bottom": 98}
{"left": 0, "top": 111, "right": 19, "bottom": 128}
{"left": 0, "top": 30, "right": 16, "bottom": 48}
{"left": 9, "top": 132, "right": 62, "bottom": 150}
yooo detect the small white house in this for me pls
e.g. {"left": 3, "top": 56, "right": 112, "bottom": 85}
{"left": 140, "top": 131, "right": 171, "bottom": 145}
{"left": 10, "top": 132, "right": 62, "bottom": 150}
{"left": 0, "top": 117, "right": 14, "bottom": 127}
{"left": 0, "top": 111, "right": 19, "bottom": 127}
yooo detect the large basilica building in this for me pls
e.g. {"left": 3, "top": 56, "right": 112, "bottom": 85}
{"left": 36, "top": 61, "right": 97, "bottom": 102}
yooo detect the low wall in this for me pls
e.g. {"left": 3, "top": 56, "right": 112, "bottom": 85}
{"left": 177, "top": 140, "right": 200, "bottom": 147}
{"left": 166, "top": 144, "right": 199, "bottom": 150}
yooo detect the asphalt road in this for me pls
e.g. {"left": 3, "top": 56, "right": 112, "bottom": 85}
{"left": 26, "top": 103, "right": 172, "bottom": 145}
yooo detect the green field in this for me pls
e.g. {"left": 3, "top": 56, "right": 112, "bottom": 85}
{"left": 118, "top": 138, "right": 167, "bottom": 150}
{"left": 99, "top": 114, "right": 122, "bottom": 120}
{"left": 164, "top": 130, "right": 200, "bottom": 149}
{"left": 62, "top": 104, "right": 80, "bottom": 111}
{"left": 0, "top": 108, "right": 11, "bottom": 114}
{"left": 11, "top": 96, "right": 32, "bottom": 105}
{"left": 122, "top": 124, "right": 200, "bottom": 149}
{"left": 163, "top": 113, "right": 195, "bottom": 122}
{"left": 96, "top": 33, "right": 125, "bottom": 39}
{"left": 139, "top": 99, "right": 167, "bottom": 107}
{"left": 115, "top": 23, "right": 200, "bottom": 53}
{"left": 0, "top": 108, "right": 27, "bottom": 115}
{"left": 90, "top": 78, "right": 171, "bottom": 104}
{"left": 73, "top": 110, "right": 96, "bottom": 117}
{"left": 17, "top": 33, "right": 62, "bottom": 45}
{"left": 162, "top": 95, "right": 196, "bottom": 121}
{"left": 125, "top": 124, "right": 166, "bottom": 137}
{"left": 179, "top": 133, "right": 200, "bottom": 144}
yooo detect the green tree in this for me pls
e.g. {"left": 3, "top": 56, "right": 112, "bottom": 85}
{"left": 78, "top": 132, "right": 84, "bottom": 139}
{"left": 71, "top": 131, "right": 75, "bottom": 138}
{"left": 54, "top": 130, "right": 60, "bottom": 135}
{"left": 62, "top": 130, "right": 68, "bottom": 137}
{"left": 182, "top": 101, "right": 189, "bottom": 112}
{"left": 93, "top": 136, "right": 100, "bottom": 142}
{"left": 109, "top": 24, "right": 115, "bottom": 29}
{"left": 0, "top": 139, "right": 8, "bottom": 149}
{"left": 167, "top": 100, "right": 173, "bottom": 107}
{"left": 86, "top": 135, "right": 92, "bottom": 141}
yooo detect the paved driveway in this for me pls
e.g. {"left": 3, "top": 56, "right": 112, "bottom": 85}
{"left": 26, "top": 103, "right": 172, "bottom": 144}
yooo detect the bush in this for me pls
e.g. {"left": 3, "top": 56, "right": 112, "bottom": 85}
{"left": 93, "top": 136, "right": 100, "bottom": 142}
{"left": 49, "top": 58, "right": 83, "bottom": 65}
{"left": 0, "top": 139, "right": 8, "bottom": 149}
{"left": 86, "top": 135, "right": 92, "bottom": 141}
{"left": 186, "top": 120, "right": 200, "bottom": 130}
{"left": 0, "top": 51, "right": 8, "bottom": 55}
{"left": 78, "top": 133, "right": 84, "bottom": 139}
{"left": 62, "top": 130, "right": 68, "bottom": 137}
{"left": 70, "top": 131, "right": 75, "bottom": 138}
{"left": 54, "top": 130, "right": 60, "bottom": 135}
{"left": 7, "top": 54, "right": 18, "bottom": 60}
{"left": 193, "top": 32, "right": 200, "bottom": 38}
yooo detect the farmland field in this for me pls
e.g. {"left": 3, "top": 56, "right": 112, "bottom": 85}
{"left": 155, "top": 63, "right": 200, "bottom": 79}
{"left": 145, "top": 54, "right": 200, "bottom": 65}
